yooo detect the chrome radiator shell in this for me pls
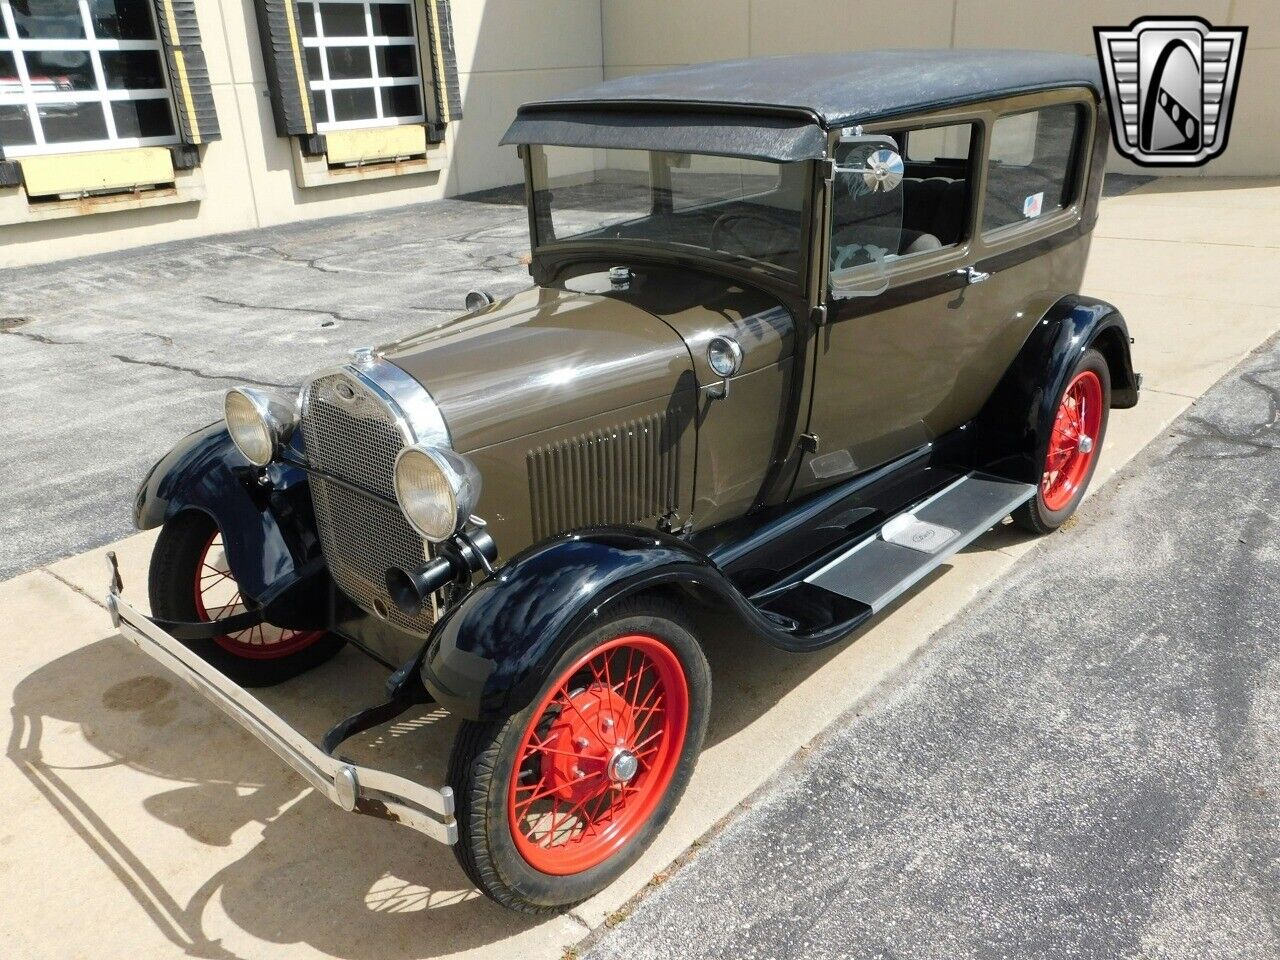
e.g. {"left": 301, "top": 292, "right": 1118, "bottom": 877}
{"left": 299, "top": 360, "right": 448, "bottom": 637}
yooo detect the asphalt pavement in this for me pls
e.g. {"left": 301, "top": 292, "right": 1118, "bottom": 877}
{"left": 585, "top": 335, "right": 1280, "bottom": 960}
{"left": 0, "top": 186, "right": 531, "bottom": 581}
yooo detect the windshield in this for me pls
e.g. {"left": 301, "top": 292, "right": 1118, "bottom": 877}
{"left": 530, "top": 145, "right": 807, "bottom": 277}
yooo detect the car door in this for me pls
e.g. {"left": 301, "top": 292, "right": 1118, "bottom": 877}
{"left": 795, "top": 116, "right": 986, "bottom": 497}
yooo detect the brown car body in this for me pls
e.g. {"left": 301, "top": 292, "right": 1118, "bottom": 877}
{"left": 124, "top": 52, "right": 1140, "bottom": 910}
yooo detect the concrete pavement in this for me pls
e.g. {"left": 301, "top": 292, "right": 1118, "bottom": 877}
{"left": 1, "top": 176, "right": 1279, "bottom": 959}
{"left": 585, "top": 330, "right": 1280, "bottom": 960}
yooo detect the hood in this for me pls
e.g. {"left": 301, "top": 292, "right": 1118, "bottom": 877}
{"left": 382, "top": 286, "right": 693, "bottom": 452}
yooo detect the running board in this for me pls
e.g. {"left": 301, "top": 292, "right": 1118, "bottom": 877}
{"left": 804, "top": 473, "right": 1035, "bottom": 613}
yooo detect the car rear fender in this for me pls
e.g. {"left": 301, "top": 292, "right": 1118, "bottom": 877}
{"left": 975, "top": 294, "right": 1138, "bottom": 484}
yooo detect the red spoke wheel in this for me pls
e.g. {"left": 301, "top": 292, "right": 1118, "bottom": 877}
{"left": 449, "top": 600, "right": 710, "bottom": 914}
{"left": 507, "top": 634, "right": 689, "bottom": 875}
{"left": 1014, "top": 347, "right": 1111, "bottom": 534}
{"left": 1040, "top": 369, "right": 1104, "bottom": 512}
{"left": 193, "top": 529, "right": 325, "bottom": 660}
{"left": 148, "top": 511, "right": 344, "bottom": 687}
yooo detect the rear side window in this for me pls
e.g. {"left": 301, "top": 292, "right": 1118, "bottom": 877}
{"left": 983, "top": 103, "right": 1083, "bottom": 234}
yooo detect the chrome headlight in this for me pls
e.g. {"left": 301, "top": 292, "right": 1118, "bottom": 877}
{"left": 394, "top": 445, "right": 482, "bottom": 542}
{"left": 224, "top": 387, "right": 297, "bottom": 467}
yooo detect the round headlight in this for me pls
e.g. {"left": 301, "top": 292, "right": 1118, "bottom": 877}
{"left": 224, "top": 387, "right": 296, "bottom": 467}
{"left": 394, "top": 445, "right": 482, "bottom": 542}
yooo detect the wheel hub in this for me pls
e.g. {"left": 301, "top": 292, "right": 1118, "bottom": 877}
{"left": 608, "top": 747, "right": 639, "bottom": 784}
{"left": 536, "top": 682, "right": 636, "bottom": 806}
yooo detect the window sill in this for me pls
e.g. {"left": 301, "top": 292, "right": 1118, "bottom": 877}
{"left": 0, "top": 148, "right": 204, "bottom": 226}
{"left": 291, "top": 126, "right": 445, "bottom": 189}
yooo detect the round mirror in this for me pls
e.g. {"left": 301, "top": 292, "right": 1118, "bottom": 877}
{"left": 861, "top": 149, "right": 904, "bottom": 193}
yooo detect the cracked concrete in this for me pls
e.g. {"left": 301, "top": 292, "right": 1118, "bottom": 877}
{"left": 0, "top": 185, "right": 532, "bottom": 580}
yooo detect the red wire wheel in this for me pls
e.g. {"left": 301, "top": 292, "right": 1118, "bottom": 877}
{"left": 1041, "top": 369, "right": 1105, "bottom": 512}
{"left": 193, "top": 529, "right": 325, "bottom": 660}
{"left": 506, "top": 634, "right": 690, "bottom": 875}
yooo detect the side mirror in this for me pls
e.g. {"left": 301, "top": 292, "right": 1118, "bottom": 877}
{"left": 829, "top": 133, "right": 905, "bottom": 300}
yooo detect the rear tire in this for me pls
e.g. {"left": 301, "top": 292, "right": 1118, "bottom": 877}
{"left": 1013, "top": 347, "right": 1110, "bottom": 534}
{"left": 447, "top": 598, "right": 711, "bottom": 913}
{"left": 148, "top": 511, "right": 343, "bottom": 687}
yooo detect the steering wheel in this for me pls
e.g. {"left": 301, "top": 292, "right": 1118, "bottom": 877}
{"left": 710, "top": 212, "right": 788, "bottom": 258}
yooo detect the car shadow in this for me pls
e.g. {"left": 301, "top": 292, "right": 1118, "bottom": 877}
{"left": 7, "top": 529, "right": 1018, "bottom": 957}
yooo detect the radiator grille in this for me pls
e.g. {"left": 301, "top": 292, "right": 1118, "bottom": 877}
{"left": 300, "top": 372, "right": 435, "bottom": 635}
{"left": 528, "top": 411, "right": 682, "bottom": 541}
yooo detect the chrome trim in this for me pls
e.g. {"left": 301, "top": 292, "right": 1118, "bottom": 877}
{"left": 346, "top": 355, "right": 451, "bottom": 449}
{"left": 106, "top": 554, "right": 457, "bottom": 845}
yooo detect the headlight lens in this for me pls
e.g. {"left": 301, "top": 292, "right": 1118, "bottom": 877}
{"left": 394, "top": 445, "right": 482, "bottom": 542}
{"left": 224, "top": 387, "right": 295, "bottom": 467}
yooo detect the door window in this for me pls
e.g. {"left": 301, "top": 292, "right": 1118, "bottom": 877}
{"left": 828, "top": 121, "right": 976, "bottom": 298}
{"left": 983, "top": 103, "right": 1083, "bottom": 233}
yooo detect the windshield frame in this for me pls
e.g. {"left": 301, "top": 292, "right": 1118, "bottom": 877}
{"left": 522, "top": 144, "right": 818, "bottom": 295}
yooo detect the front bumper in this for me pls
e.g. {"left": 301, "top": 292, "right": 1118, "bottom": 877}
{"left": 105, "top": 553, "right": 457, "bottom": 845}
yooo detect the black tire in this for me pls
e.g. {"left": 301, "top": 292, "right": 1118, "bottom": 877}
{"left": 148, "top": 511, "right": 344, "bottom": 687}
{"left": 448, "top": 597, "right": 711, "bottom": 914}
{"left": 1013, "top": 347, "right": 1111, "bottom": 535}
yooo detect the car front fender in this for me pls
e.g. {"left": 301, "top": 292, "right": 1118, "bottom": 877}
{"left": 134, "top": 423, "right": 322, "bottom": 606}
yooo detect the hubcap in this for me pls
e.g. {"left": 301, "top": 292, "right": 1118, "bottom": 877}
{"left": 609, "top": 748, "right": 639, "bottom": 784}
{"left": 1041, "top": 370, "right": 1104, "bottom": 512}
{"left": 507, "top": 634, "right": 690, "bottom": 876}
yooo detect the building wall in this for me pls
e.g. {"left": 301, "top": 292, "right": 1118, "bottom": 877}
{"left": 1, "top": 1, "right": 1274, "bottom": 267}
{"left": 0, "top": 0, "right": 603, "bottom": 267}
{"left": 600, "top": 0, "right": 1277, "bottom": 179}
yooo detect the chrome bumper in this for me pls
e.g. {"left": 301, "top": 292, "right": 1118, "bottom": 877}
{"left": 105, "top": 554, "right": 456, "bottom": 845}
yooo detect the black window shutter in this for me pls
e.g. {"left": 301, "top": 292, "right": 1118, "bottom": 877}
{"left": 253, "top": 0, "right": 318, "bottom": 138}
{"left": 152, "top": 0, "right": 221, "bottom": 144}
{"left": 423, "top": 0, "right": 463, "bottom": 131}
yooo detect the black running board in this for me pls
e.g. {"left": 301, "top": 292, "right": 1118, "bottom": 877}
{"left": 746, "top": 472, "right": 1034, "bottom": 644}
{"left": 803, "top": 473, "right": 1035, "bottom": 613}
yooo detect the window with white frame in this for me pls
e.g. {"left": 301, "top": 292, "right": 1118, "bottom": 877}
{"left": 0, "top": 0, "right": 179, "bottom": 157}
{"left": 298, "top": 0, "right": 426, "bottom": 131}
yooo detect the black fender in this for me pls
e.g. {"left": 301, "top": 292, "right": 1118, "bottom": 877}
{"left": 421, "top": 526, "right": 868, "bottom": 721}
{"left": 134, "top": 423, "right": 328, "bottom": 621}
{"left": 975, "top": 294, "right": 1139, "bottom": 485}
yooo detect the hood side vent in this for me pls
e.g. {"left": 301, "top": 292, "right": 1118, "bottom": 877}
{"left": 528, "top": 410, "right": 682, "bottom": 541}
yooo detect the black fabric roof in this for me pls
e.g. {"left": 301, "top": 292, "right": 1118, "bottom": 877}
{"left": 502, "top": 50, "right": 1101, "bottom": 162}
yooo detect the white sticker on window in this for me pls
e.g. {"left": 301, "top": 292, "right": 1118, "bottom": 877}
{"left": 1023, "top": 192, "right": 1045, "bottom": 218}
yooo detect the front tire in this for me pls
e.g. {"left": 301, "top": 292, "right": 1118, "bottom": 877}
{"left": 448, "top": 599, "right": 711, "bottom": 913}
{"left": 148, "top": 511, "right": 344, "bottom": 687}
{"left": 1013, "top": 347, "right": 1110, "bottom": 534}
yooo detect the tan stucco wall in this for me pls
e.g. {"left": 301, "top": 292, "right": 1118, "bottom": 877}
{"left": 601, "top": 0, "right": 1277, "bottom": 179}
{"left": 0, "top": 0, "right": 1274, "bottom": 267}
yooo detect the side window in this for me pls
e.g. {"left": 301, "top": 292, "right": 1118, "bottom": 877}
{"left": 983, "top": 103, "right": 1083, "bottom": 234}
{"left": 828, "top": 121, "right": 976, "bottom": 297}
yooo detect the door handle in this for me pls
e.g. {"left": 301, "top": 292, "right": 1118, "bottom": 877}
{"left": 957, "top": 266, "right": 991, "bottom": 284}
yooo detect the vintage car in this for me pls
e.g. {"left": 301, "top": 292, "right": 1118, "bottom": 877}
{"left": 108, "top": 50, "right": 1140, "bottom": 912}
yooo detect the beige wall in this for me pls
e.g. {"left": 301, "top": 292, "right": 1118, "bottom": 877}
{"left": 1, "top": 1, "right": 1274, "bottom": 267}
{"left": 601, "top": 0, "right": 1277, "bottom": 178}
